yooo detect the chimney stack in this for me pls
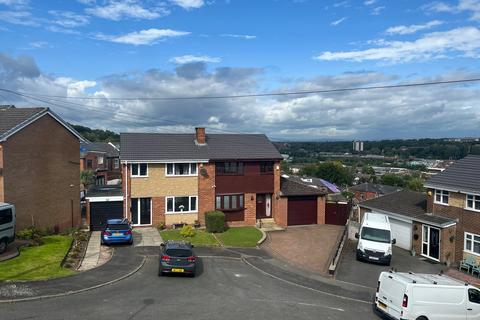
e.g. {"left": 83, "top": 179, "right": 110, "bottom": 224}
{"left": 195, "top": 127, "right": 206, "bottom": 145}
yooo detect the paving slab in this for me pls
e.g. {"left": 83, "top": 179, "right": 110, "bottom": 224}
{"left": 78, "top": 232, "right": 101, "bottom": 271}
{"left": 134, "top": 227, "right": 163, "bottom": 247}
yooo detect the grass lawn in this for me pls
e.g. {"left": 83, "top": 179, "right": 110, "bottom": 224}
{"left": 217, "top": 227, "right": 263, "bottom": 248}
{"left": 161, "top": 229, "right": 219, "bottom": 247}
{"left": 0, "top": 235, "right": 74, "bottom": 281}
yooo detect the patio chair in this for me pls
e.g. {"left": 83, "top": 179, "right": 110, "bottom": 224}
{"left": 473, "top": 264, "right": 480, "bottom": 278}
{"left": 459, "top": 255, "right": 478, "bottom": 273}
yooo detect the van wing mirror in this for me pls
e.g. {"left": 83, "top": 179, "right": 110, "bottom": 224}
{"left": 355, "top": 232, "right": 359, "bottom": 239}
{"left": 392, "top": 239, "right": 396, "bottom": 245}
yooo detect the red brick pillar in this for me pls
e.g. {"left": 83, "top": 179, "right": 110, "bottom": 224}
{"left": 244, "top": 193, "right": 257, "bottom": 225}
{"left": 85, "top": 199, "right": 90, "bottom": 229}
{"left": 317, "top": 196, "right": 326, "bottom": 224}
{"left": 198, "top": 162, "right": 215, "bottom": 225}
{"left": 272, "top": 161, "right": 281, "bottom": 223}
{"left": 122, "top": 163, "right": 131, "bottom": 220}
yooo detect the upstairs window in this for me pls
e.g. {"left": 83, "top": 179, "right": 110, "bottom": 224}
{"left": 87, "top": 159, "right": 93, "bottom": 169}
{"left": 434, "top": 189, "right": 449, "bottom": 205}
{"left": 131, "top": 163, "right": 148, "bottom": 177}
{"left": 165, "top": 163, "right": 197, "bottom": 176}
{"left": 466, "top": 194, "right": 480, "bottom": 211}
{"left": 260, "top": 162, "right": 274, "bottom": 174}
{"left": 216, "top": 162, "right": 244, "bottom": 175}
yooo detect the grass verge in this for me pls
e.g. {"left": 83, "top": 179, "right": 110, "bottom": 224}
{"left": 161, "top": 229, "right": 219, "bottom": 247}
{"left": 0, "top": 235, "right": 74, "bottom": 281}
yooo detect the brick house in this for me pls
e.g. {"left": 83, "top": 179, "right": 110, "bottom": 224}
{"left": 120, "top": 128, "right": 282, "bottom": 227}
{"left": 359, "top": 190, "right": 456, "bottom": 264}
{"left": 349, "top": 182, "right": 401, "bottom": 202}
{"left": 0, "top": 106, "right": 84, "bottom": 231}
{"left": 424, "top": 155, "right": 480, "bottom": 265}
{"left": 80, "top": 142, "right": 121, "bottom": 185}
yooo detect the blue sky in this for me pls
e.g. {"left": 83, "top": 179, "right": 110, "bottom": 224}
{"left": 1, "top": 0, "right": 480, "bottom": 140}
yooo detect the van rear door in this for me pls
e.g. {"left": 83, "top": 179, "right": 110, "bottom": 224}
{"left": 377, "top": 273, "right": 406, "bottom": 319}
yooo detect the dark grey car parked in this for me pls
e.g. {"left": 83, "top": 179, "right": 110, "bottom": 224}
{"left": 159, "top": 240, "right": 196, "bottom": 277}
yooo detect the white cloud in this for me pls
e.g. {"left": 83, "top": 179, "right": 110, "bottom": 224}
{"left": 0, "top": 0, "right": 28, "bottom": 8}
{"left": 170, "top": 0, "right": 204, "bottom": 9}
{"left": 0, "top": 10, "right": 39, "bottom": 26}
{"left": 424, "top": 0, "right": 480, "bottom": 21}
{"left": 170, "top": 55, "right": 221, "bottom": 64}
{"left": 315, "top": 27, "right": 480, "bottom": 63}
{"left": 331, "top": 17, "right": 347, "bottom": 26}
{"left": 95, "top": 28, "right": 190, "bottom": 45}
{"left": 363, "top": 0, "right": 376, "bottom": 5}
{"left": 385, "top": 20, "right": 443, "bottom": 35}
{"left": 48, "top": 10, "right": 89, "bottom": 28}
{"left": 221, "top": 34, "right": 256, "bottom": 40}
{"left": 371, "top": 6, "right": 385, "bottom": 15}
{"left": 86, "top": 1, "right": 169, "bottom": 21}
{"left": 28, "top": 41, "right": 49, "bottom": 49}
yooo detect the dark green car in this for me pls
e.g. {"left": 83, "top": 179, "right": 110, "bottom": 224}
{"left": 159, "top": 240, "right": 196, "bottom": 277}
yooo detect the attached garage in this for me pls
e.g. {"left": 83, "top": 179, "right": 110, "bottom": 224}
{"left": 287, "top": 196, "right": 317, "bottom": 226}
{"left": 85, "top": 186, "right": 124, "bottom": 231}
{"left": 389, "top": 217, "right": 412, "bottom": 250}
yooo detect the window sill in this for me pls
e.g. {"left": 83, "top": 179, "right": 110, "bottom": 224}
{"left": 165, "top": 175, "right": 198, "bottom": 177}
{"left": 131, "top": 176, "right": 149, "bottom": 178}
{"left": 465, "top": 207, "right": 480, "bottom": 213}
{"left": 165, "top": 211, "right": 198, "bottom": 215}
{"left": 434, "top": 201, "right": 449, "bottom": 206}
{"left": 463, "top": 250, "right": 480, "bottom": 257}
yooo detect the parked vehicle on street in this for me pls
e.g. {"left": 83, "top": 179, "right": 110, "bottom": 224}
{"left": 356, "top": 212, "right": 396, "bottom": 265}
{"left": 0, "top": 203, "right": 15, "bottom": 254}
{"left": 374, "top": 271, "right": 480, "bottom": 320}
{"left": 159, "top": 240, "right": 196, "bottom": 277}
{"left": 100, "top": 219, "right": 133, "bottom": 245}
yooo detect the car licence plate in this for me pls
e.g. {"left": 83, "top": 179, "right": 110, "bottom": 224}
{"left": 171, "top": 268, "right": 184, "bottom": 273}
{"left": 378, "top": 301, "right": 387, "bottom": 310}
{"left": 114, "top": 233, "right": 122, "bottom": 236}
{"left": 369, "top": 256, "right": 379, "bottom": 261}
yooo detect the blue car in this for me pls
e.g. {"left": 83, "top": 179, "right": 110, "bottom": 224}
{"left": 100, "top": 219, "right": 133, "bottom": 245}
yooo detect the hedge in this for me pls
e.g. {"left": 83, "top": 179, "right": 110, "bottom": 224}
{"left": 205, "top": 211, "right": 226, "bottom": 233}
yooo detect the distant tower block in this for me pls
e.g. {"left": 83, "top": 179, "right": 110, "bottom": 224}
{"left": 353, "top": 140, "right": 364, "bottom": 152}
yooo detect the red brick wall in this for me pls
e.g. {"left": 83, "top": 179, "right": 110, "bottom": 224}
{"left": 354, "top": 191, "right": 378, "bottom": 201}
{"left": 0, "top": 145, "right": 4, "bottom": 203}
{"left": 198, "top": 162, "right": 215, "bottom": 225}
{"left": 152, "top": 196, "right": 165, "bottom": 226}
{"left": 317, "top": 196, "right": 326, "bottom": 224}
{"left": 275, "top": 197, "right": 288, "bottom": 228}
{"left": 122, "top": 163, "right": 131, "bottom": 220}
{"left": 1, "top": 114, "right": 80, "bottom": 231}
{"left": 244, "top": 192, "right": 256, "bottom": 225}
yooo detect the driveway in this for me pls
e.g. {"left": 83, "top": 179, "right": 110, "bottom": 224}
{"left": 336, "top": 240, "right": 445, "bottom": 288}
{"left": 262, "top": 225, "right": 345, "bottom": 275}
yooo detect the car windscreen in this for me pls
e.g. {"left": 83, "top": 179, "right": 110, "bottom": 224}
{"left": 107, "top": 224, "right": 130, "bottom": 230}
{"left": 361, "top": 227, "right": 391, "bottom": 243}
{"left": 165, "top": 249, "right": 192, "bottom": 257}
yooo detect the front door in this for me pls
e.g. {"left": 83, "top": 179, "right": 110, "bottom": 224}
{"left": 131, "top": 198, "right": 152, "bottom": 226}
{"left": 256, "top": 194, "right": 267, "bottom": 219}
{"left": 422, "top": 225, "right": 440, "bottom": 261}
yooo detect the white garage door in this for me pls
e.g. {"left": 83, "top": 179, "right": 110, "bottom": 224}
{"left": 389, "top": 218, "right": 412, "bottom": 250}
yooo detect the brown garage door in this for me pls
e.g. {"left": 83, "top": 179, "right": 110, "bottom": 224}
{"left": 325, "top": 202, "right": 350, "bottom": 225}
{"left": 287, "top": 196, "right": 317, "bottom": 226}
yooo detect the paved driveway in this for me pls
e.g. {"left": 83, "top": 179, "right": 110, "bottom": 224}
{"left": 262, "top": 225, "right": 345, "bottom": 275}
{"left": 336, "top": 240, "right": 445, "bottom": 288}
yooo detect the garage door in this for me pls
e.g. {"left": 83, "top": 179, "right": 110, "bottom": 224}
{"left": 90, "top": 201, "right": 123, "bottom": 231}
{"left": 389, "top": 217, "right": 412, "bottom": 250}
{"left": 287, "top": 196, "right": 317, "bottom": 226}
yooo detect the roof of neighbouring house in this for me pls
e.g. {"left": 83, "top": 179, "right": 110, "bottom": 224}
{"left": 81, "top": 142, "right": 120, "bottom": 158}
{"left": 0, "top": 105, "right": 85, "bottom": 142}
{"left": 349, "top": 182, "right": 402, "bottom": 195}
{"left": 85, "top": 185, "right": 123, "bottom": 198}
{"left": 359, "top": 190, "right": 456, "bottom": 228}
{"left": 120, "top": 132, "right": 283, "bottom": 161}
{"left": 424, "top": 155, "right": 480, "bottom": 194}
{"left": 280, "top": 175, "right": 328, "bottom": 197}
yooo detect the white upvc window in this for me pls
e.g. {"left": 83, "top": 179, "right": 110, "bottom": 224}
{"left": 131, "top": 163, "right": 148, "bottom": 177}
{"left": 165, "top": 163, "right": 198, "bottom": 177}
{"left": 165, "top": 196, "right": 198, "bottom": 214}
{"left": 114, "top": 158, "right": 120, "bottom": 169}
{"left": 466, "top": 194, "right": 480, "bottom": 212}
{"left": 434, "top": 189, "right": 449, "bottom": 205}
{"left": 97, "top": 156, "right": 104, "bottom": 165}
{"left": 465, "top": 232, "right": 480, "bottom": 255}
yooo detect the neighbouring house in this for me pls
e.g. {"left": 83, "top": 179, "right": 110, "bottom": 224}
{"left": 117, "top": 127, "right": 283, "bottom": 228}
{"left": 424, "top": 155, "right": 480, "bottom": 265}
{"left": 349, "top": 182, "right": 401, "bottom": 201}
{"left": 80, "top": 142, "right": 121, "bottom": 185}
{"left": 275, "top": 175, "right": 351, "bottom": 227}
{"left": 0, "top": 106, "right": 84, "bottom": 231}
{"left": 358, "top": 190, "right": 456, "bottom": 264}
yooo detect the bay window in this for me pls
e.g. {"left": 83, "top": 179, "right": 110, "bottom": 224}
{"left": 216, "top": 194, "right": 244, "bottom": 211}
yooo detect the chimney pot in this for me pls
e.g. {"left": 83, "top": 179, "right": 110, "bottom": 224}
{"left": 195, "top": 127, "right": 206, "bottom": 145}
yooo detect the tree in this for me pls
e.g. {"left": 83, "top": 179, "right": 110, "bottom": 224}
{"left": 300, "top": 161, "right": 354, "bottom": 186}
{"left": 406, "top": 177, "right": 424, "bottom": 192}
{"left": 380, "top": 173, "right": 405, "bottom": 187}
{"left": 80, "top": 170, "right": 95, "bottom": 189}
{"left": 361, "top": 165, "right": 375, "bottom": 175}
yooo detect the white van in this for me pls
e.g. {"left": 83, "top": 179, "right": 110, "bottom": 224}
{"left": 0, "top": 203, "right": 15, "bottom": 254}
{"left": 375, "top": 271, "right": 480, "bottom": 320}
{"left": 356, "top": 212, "right": 396, "bottom": 265}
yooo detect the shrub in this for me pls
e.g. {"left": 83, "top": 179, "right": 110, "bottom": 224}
{"left": 180, "top": 225, "right": 196, "bottom": 238}
{"left": 205, "top": 211, "right": 226, "bottom": 233}
{"left": 156, "top": 222, "right": 166, "bottom": 230}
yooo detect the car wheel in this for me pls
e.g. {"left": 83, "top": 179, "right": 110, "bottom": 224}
{"left": 385, "top": 259, "right": 391, "bottom": 266}
{"left": 0, "top": 239, "right": 7, "bottom": 254}
{"left": 416, "top": 317, "right": 428, "bottom": 320}
{"left": 129, "top": 239, "right": 133, "bottom": 245}
{"left": 158, "top": 268, "right": 163, "bottom": 277}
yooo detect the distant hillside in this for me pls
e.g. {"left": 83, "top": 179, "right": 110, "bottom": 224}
{"left": 72, "top": 124, "right": 119, "bottom": 142}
